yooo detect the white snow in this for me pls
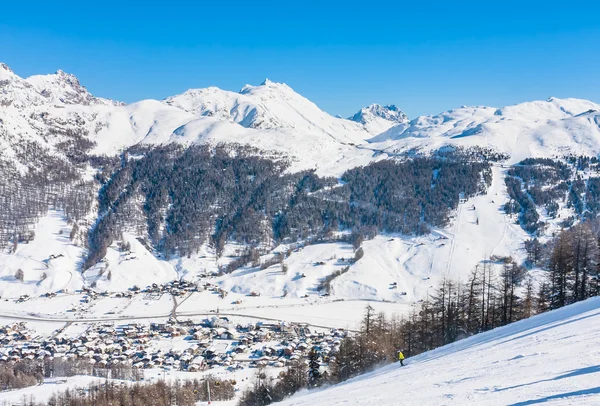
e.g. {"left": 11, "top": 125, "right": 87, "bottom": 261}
{"left": 278, "top": 297, "right": 600, "bottom": 406}
{"left": 0, "top": 211, "right": 85, "bottom": 298}
{"left": 348, "top": 103, "right": 409, "bottom": 135}
{"left": 368, "top": 98, "right": 600, "bottom": 165}
{"left": 84, "top": 232, "right": 178, "bottom": 292}
{"left": 1, "top": 63, "right": 600, "bottom": 346}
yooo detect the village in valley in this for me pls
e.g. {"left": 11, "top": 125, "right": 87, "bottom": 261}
{"left": 0, "top": 279, "right": 349, "bottom": 384}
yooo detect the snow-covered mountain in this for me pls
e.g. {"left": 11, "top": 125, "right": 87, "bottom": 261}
{"left": 0, "top": 65, "right": 375, "bottom": 175}
{"left": 2, "top": 63, "right": 600, "bottom": 302}
{"left": 278, "top": 297, "right": 600, "bottom": 405}
{"left": 369, "top": 97, "right": 600, "bottom": 164}
{"left": 3, "top": 64, "right": 600, "bottom": 406}
{"left": 3, "top": 63, "right": 600, "bottom": 176}
{"left": 164, "top": 78, "right": 374, "bottom": 144}
{"left": 349, "top": 103, "right": 408, "bottom": 135}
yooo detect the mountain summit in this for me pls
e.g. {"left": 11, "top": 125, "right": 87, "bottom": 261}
{"left": 25, "top": 69, "right": 116, "bottom": 106}
{"left": 2, "top": 63, "right": 600, "bottom": 175}
{"left": 349, "top": 103, "right": 409, "bottom": 135}
{"left": 164, "top": 79, "right": 373, "bottom": 144}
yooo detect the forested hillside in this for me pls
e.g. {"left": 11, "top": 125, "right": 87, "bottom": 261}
{"left": 505, "top": 156, "right": 600, "bottom": 234}
{"left": 85, "top": 144, "right": 491, "bottom": 270}
{"left": 0, "top": 140, "right": 96, "bottom": 250}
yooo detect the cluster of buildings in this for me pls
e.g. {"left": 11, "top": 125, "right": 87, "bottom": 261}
{"left": 0, "top": 316, "right": 347, "bottom": 374}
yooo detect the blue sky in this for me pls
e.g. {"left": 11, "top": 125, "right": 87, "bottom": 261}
{"left": 1, "top": 0, "right": 599, "bottom": 118}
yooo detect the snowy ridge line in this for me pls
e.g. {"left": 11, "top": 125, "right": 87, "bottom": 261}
{"left": 3, "top": 62, "right": 600, "bottom": 180}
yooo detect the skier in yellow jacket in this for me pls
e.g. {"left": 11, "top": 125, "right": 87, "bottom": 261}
{"left": 398, "top": 350, "right": 405, "bottom": 366}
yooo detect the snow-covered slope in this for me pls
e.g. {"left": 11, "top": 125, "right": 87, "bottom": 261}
{"left": 0, "top": 211, "right": 85, "bottom": 298}
{"left": 4, "top": 63, "right": 600, "bottom": 176}
{"left": 279, "top": 297, "right": 600, "bottom": 405}
{"left": 165, "top": 79, "right": 373, "bottom": 144}
{"left": 369, "top": 97, "right": 600, "bottom": 164}
{"left": 3, "top": 63, "right": 600, "bottom": 304}
{"left": 349, "top": 103, "right": 408, "bottom": 135}
{"left": 0, "top": 65, "right": 375, "bottom": 176}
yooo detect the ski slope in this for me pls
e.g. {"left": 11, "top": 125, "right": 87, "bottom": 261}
{"left": 0, "top": 211, "right": 85, "bottom": 298}
{"left": 279, "top": 297, "right": 600, "bottom": 406}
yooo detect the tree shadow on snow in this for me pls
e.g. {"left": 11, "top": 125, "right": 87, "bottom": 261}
{"left": 508, "top": 386, "right": 600, "bottom": 405}
{"left": 497, "top": 364, "right": 600, "bottom": 392}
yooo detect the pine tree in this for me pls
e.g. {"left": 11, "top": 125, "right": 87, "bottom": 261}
{"left": 536, "top": 281, "right": 551, "bottom": 313}
{"left": 522, "top": 275, "right": 535, "bottom": 318}
{"left": 331, "top": 336, "right": 360, "bottom": 382}
{"left": 570, "top": 224, "right": 598, "bottom": 302}
{"left": 307, "top": 347, "right": 322, "bottom": 387}
{"left": 549, "top": 232, "right": 573, "bottom": 308}
{"left": 465, "top": 266, "right": 483, "bottom": 334}
{"left": 500, "top": 260, "right": 525, "bottom": 324}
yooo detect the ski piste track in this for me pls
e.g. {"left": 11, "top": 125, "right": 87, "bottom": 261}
{"left": 445, "top": 201, "right": 462, "bottom": 279}
{"left": 277, "top": 298, "right": 600, "bottom": 406}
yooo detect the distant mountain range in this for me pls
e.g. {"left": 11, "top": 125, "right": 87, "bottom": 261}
{"left": 2, "top": 63, "right": 599, "bottom": 177}
{"left": 2, "top": 63, "right": 600, "bottom": 298}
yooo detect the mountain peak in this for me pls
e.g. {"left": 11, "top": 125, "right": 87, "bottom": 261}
{"left": 349, "top": 103, "right": 408, "bottom": 135}
{"left": 0, "top": 62, "right": 19, "bottom": 81}
{"left": 0, "top": 62, "right": 13, "bottom": 73}
{"left": 240, "top": 79, "right": 292, "bottom": 95}
{"left": 23, "top": 69, "right": 120, "bottom": 106}
{"left": 350, "top": 103, "right": 408, "bottom": 124}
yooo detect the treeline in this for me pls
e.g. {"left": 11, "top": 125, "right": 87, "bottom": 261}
{"left": 239, "top": 252, "right": 559, "bottom": 405}
{"left": 331, "top": 258, "right": 534, "bottom": 378}
{"left": 0, "top": 360, "right": 43, "bottom": 391}
{"left": 0, "top": 358, "right": 143, "bottom": 392}
{"left": 85, "top": 144, "right": 491, "bottom": 269}
{"left": 20, "top": 377, "right": 234, "bottom": 406}
{"left": 433, "top": 146, "right": 509, "bottom": 162}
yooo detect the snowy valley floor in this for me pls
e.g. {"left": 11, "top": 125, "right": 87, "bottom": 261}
{"left": 278, "top": 298, "right": 600, "bottom": 406}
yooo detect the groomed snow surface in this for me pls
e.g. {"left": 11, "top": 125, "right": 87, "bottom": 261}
{"left": 279, "top": 298, "right": 600, "bottom": 406}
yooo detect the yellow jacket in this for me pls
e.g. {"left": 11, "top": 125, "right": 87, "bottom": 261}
{"left": 398, "top": 351, "right": 405, "bottom": 360}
